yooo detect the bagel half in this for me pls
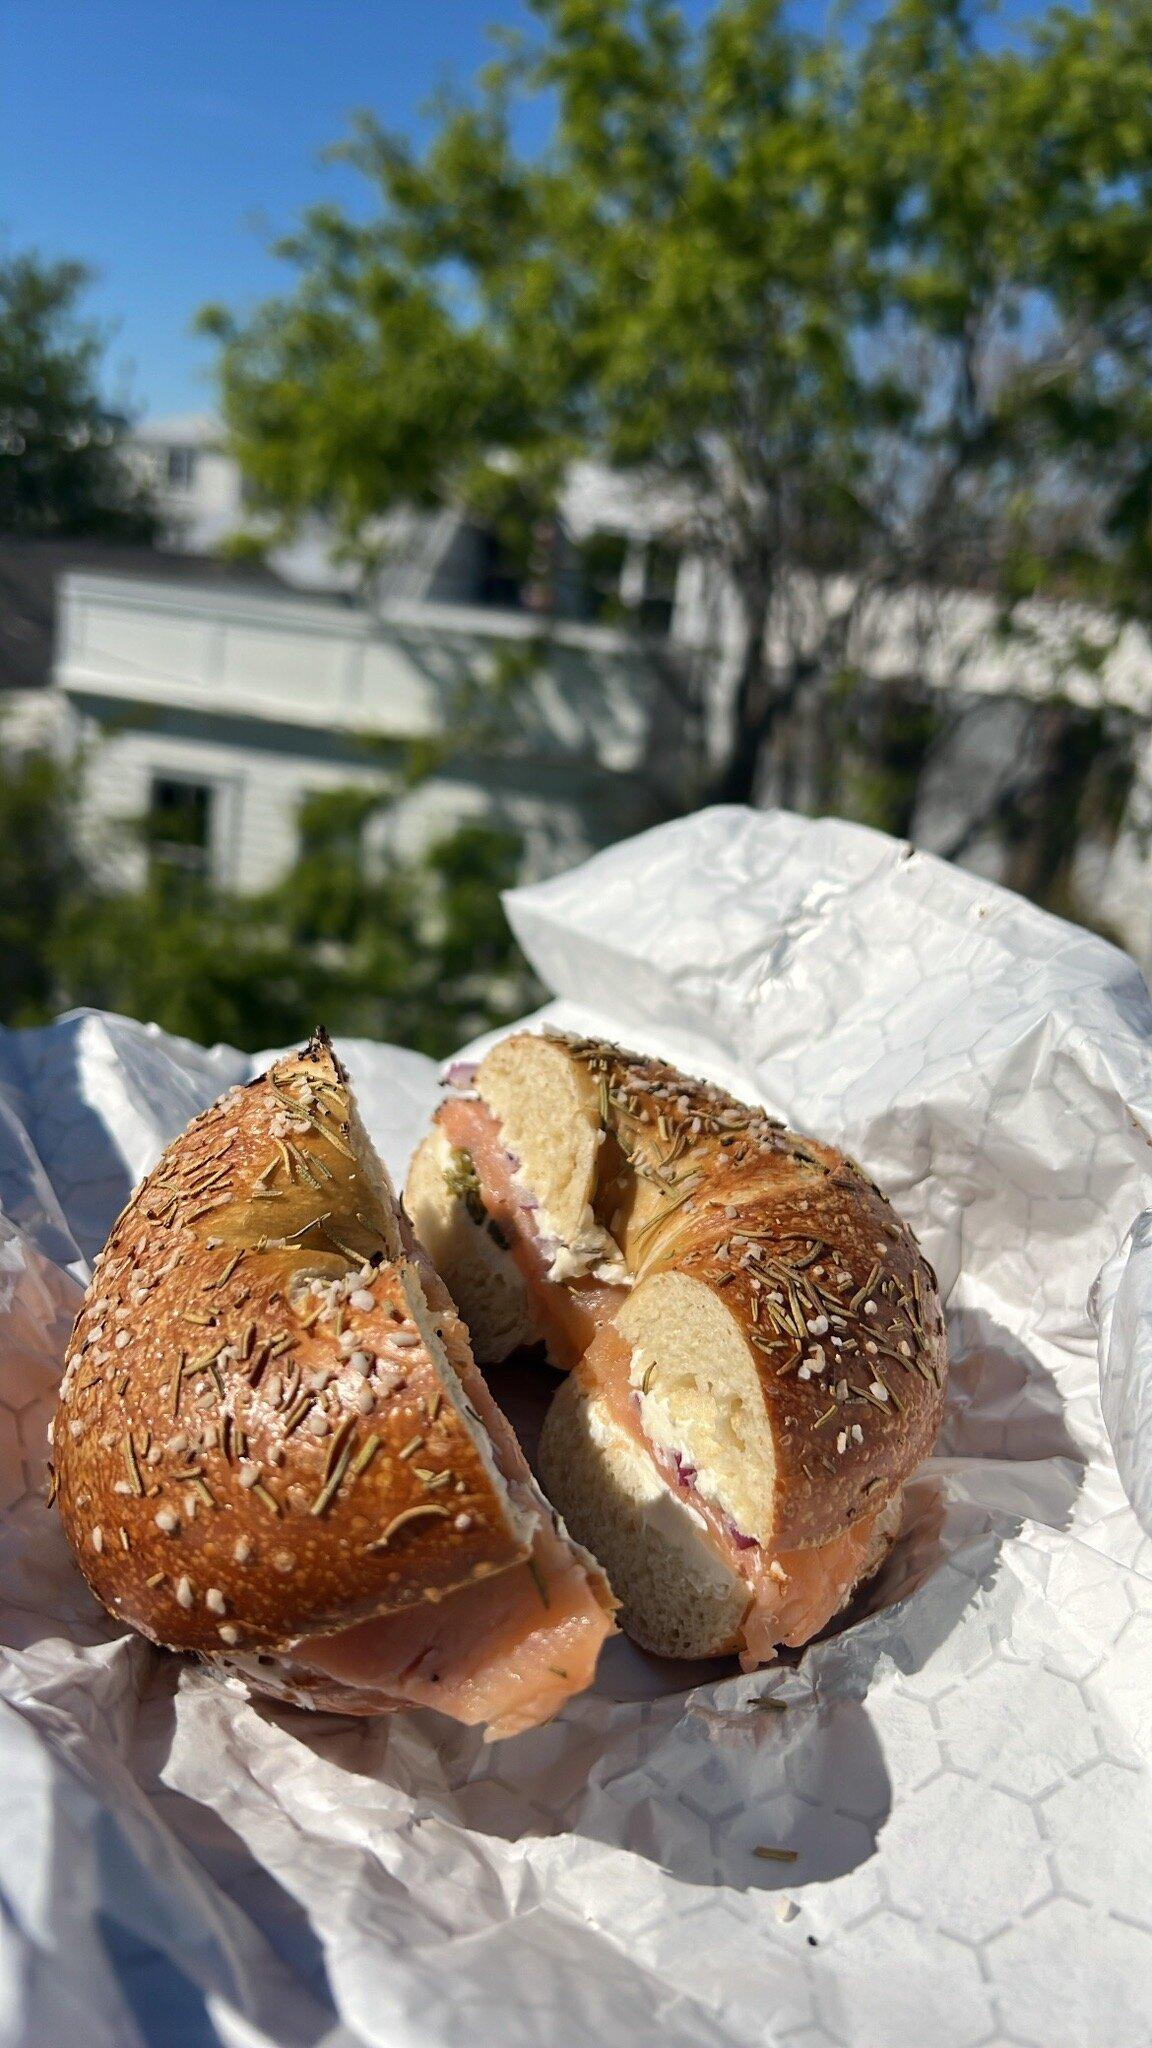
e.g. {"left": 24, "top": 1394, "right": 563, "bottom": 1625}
{"left": 405, "top": 1029, "right": 947, "bottom": 1665}
{"left": 51, "top": 1030, "right": 614, "bottom": 1738}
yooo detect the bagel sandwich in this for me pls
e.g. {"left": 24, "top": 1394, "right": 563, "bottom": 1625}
{"left": 50, "top": 1030, "right": 615, "bottom": 1739}
{"left": 405, "top": 1030, "right": 947, "bottom": 1665}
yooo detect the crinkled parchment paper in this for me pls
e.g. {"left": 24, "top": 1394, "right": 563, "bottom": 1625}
{"left": 2, "top": 807, "right": 1151, "bottom": 2048}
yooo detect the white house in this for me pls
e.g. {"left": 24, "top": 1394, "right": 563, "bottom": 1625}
{"left": 51, "top": 419, "right": 690, "bottom": 895}
{"left": 127, "top": 414, "right": 690, "bottom": 610}
{"left": 53, "top": 564, "right": 679, "bottom": 894}
{"left": 128, "top": 415, "right": 245, "bottom": 555}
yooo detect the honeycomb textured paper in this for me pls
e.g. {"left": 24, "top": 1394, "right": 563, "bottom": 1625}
{"left": 1, "top": 806, "right": 1151, "bottom": 2048}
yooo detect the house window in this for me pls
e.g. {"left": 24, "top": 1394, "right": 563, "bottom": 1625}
{"left": 165, "top": 445, "right": 198, "bottom": 491}
{"left": 577, "top": 530, "right": 629, "bottom": 623}
{"left": 476, "top": 527, "right": 526, "bottom": 611}
{"left": 147, "top": 776, "right": 213, "bottom": 882}
{"left": 638, "top": 539, "right": 681, "bottom": 636}
{"left": 577, "top": 531, "right": 681, "bottom": 633}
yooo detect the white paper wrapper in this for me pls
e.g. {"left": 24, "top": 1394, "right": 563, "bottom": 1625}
{"left": 3, "top": 805, "right": 1152, "bottom": 2048}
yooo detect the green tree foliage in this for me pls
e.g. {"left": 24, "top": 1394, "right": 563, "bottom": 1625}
{"left": 0, "top": 735, "right": 541, "bottom": 1056}
{"left": 0, "top": 730, "right": 82, "bottom": 1026}
{"left": 0, "top": 251, "right": 156, "bottom": 539}
{"left": 202, "top": 0, "right": 1152, "bottom": 806}
{"left": 254, "top": 787, "right": 542, "bottom": 1053}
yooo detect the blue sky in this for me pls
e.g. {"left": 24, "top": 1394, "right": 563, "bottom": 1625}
{"left": 2, "top": 0, "right": 1046, "bottom": 421}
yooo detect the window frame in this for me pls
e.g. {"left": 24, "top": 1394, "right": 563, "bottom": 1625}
{"left": 164, "top": 444, "right": 199, "bottom": 492}
{"left": 143, "top": 768, "right": 242, "bottom": 890}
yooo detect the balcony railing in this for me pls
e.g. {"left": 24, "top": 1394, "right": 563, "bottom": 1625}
{"left": 55, "top": 572, "right": 663, "bottom": 773}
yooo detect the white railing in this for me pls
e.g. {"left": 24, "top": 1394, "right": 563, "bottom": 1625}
{"left": 55, "top": 572, "right": 660, "bottom": 773}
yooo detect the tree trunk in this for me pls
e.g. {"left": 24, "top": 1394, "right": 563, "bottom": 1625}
{"left": 710, "top": 591, "right": 774, "bottom": 805}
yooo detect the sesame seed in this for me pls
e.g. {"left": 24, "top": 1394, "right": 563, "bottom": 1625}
{"left": 347, "top": 1351, "right": 372, "bottom": 1377}
{"left": 851, "top": 1423, "right": 864, "bottom": 1444}
{"left": 91, "top": 1525, "right": 104, "bottom": 1553}
{"left": 454, "top": 1512, "right": 473, "bottom": 1532}
{"left": 175, "top": 1574, "right": 193, "bottom": 1609}
{"left": 233, "top": 1536, "right": 253, "bottom": 1564}
{"left": 349, "top": 1289, "right": 374, "bottom": 1312}
{"left": 355, "top": 1384, "right": 375, "bottom": 1414}
{"left": 238, "top": 1464, "right": 259, "bottom": 1489}
{"left": 155, "top": 1507, "right": 179, "bottom": 1534}
{"left": 218, "top": 1624, "right": 239, "bottom": 1646}
{"left": 115, "top": 1331, "right": 130, "bottom": 1350}
{"left": 305, "top": 1410, "right": 330, "bottom": 1437}
{"left": 836, "top": 1433, "right": 847, "bottom": 1455}
{"left": 389, "top": 1330, "right": 420, "bottom": 1350}
{"left": 205, "top": 1588, "right": 226, "bottom": 1615}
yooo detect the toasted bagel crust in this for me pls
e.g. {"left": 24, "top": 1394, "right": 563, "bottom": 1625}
{"left": 52, "top": 1032, "right": 529, "bottom": 1657}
